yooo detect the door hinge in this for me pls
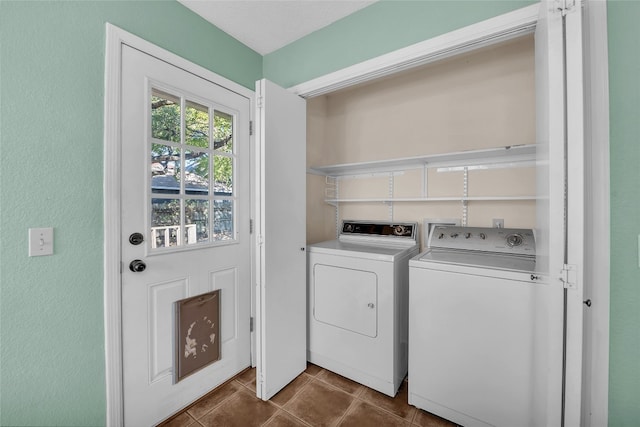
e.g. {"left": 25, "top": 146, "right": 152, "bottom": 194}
{"left": 257, "top": 96, "right": 263, "bottom": 109}
{"left": 560, "top": 264, "right": 578, "bottom": 289}
{"left": 555, "top": 0, "right": 576, "bottom": 16}
{"left": 250, "top": 219, "right": 254, "bottom": 234}
{"left": 250, "top": 316, "right": 254, "bottom": 332}
{"left": 249, "top": 120, "right": 253, "bottom": 136}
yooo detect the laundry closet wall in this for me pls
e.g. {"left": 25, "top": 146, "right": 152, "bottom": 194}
{"left": 306, "top": 36, "right": 536, "bottom": 246}
{"left": 264, "top": 1, "right": 640, "bottom": 425}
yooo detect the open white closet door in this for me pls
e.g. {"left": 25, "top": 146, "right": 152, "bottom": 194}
{"left": 535, "top": 1, "right": 584, "bottom": 425}
{"left": 255, "top": 79, "right": 307, "bottom": 400}
{"left": 562, "top": 1, "right": 586, "bottom": 425}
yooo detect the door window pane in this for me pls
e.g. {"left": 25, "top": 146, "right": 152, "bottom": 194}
{"left": 151, "top": 198, "right": 181, "bottom": 248}
{"left": 213, "top": 200, "right": 233, "bottom": 241}
{"left": 186, "top": 100, "right": 209, "bottom": 148}
{"left": 151, "top": 145, "right": 181, "bottom": 194}
{"left": 214, "top": 111, "right": 233, "bottom": 153}
{"left": 185, "top": 200, "right": 209, "bottom": 244}
{"left": 151, "top": 90, "right": 181, "bottom": 143}
{"left": 185, "top": 150, "right": 209, "bottom": 195}
{"left": 214, "top": 155, "right": 233, "bottom": 196}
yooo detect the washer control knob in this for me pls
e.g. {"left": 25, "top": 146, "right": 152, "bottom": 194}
{"left": 506, "top": 233, "right": 524, "bottom": 247}
{"left": 450, "top": 233, "right": 458, "bottom": 238}
{"left": 438, "top": 233, "right": 445, "bottom": 239}
{"left": 465, "top": 233, "right": 471, "bottom": 239}
{"left": 479, "top": 233, "right": 486, "bottom": 240}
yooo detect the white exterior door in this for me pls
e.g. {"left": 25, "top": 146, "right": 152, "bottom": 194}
{"left": 535, "top": 1, "right": 585, "bottom": 425}
{"left": 255, "top": 79, "right": 307, "bottom": 400}
{"left": 120, "top": 45, "right": 251, "bottom": 426}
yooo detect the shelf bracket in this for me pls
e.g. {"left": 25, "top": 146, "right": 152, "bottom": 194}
{"left": 422, "top": 164, "right": 428, "bottom": 199}
{"left": 388, "top": 173, "right": 394, "bottom": 221}
{"left": 462, "top": 167, "right": 469, "bottom": 226}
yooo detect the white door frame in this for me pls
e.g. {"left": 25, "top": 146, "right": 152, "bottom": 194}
{"left": 288, "top": 3, "right": 609, "bottom": 425}
{"left": 581, "top": 1, "right": 610, "bottom": 425}
{"left": 103, "top": 23, "right": 255, "bottom": 427}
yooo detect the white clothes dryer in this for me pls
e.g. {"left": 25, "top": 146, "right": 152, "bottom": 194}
{"left": 307, "top": 221, "right": 419, "bottom": 396}
{"left": 409, "top": 225, "right": 540, "bottom": 427}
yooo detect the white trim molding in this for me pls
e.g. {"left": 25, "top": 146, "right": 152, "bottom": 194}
{"left": 289, "top": 4, "right": 539, "bottom": 98}
{"left": 103, "top": 23, "right": 253, "bottom": 427}
{"left": 582, "top": 1, "right": 610, "bottom": 425}
{"left": 103, "top": 22, "right": 124, "bottom": 427}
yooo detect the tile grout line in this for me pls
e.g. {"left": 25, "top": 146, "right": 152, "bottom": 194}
{"left": 263, "top": 374, "right": 316, "bottom": 427}
{"left": 278, "top": 377, "right": 332, "bottom": 427}
{"left": 274, "top": 406, "right": 316, "bottom": 427}
{"left": 312, "top": 372, "right": 365, "bottom": 397}
{"left": 188, "top": 380, "right": 246, "bottom": 423}
{"left": 308, "top": 372, "right": 416, "bottom": 425}
{"left": 334, "top": 394, "right": 361, "bottom": 427}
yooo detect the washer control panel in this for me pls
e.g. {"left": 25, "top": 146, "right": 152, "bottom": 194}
{"left": 428, "top": 225, "right": 535, "bottom": 256}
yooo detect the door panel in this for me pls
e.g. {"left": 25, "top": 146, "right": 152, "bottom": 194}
{"left": 314, "top": 265, "right": 378, "bottom": 337}
{"left": 121, "top": 45, "right": 251, "bottom": 426}
{"left": 563, "top": 1, "right": 586, "bottom": 424}
{"left": 255, "top": 79, "right": 307, "bottom": 400}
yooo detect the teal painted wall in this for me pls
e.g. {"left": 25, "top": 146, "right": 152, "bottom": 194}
{"left": 2, "top": 0, "right": 637, "bottom": 425}
{"left": 263, "top": 0, "right": 536, "bottom": 87}
{"left": 608, "top": 1, "right": 640, "bottom": 426}
{"left": 0, "top": 1, "right": 261, "bottom": 425}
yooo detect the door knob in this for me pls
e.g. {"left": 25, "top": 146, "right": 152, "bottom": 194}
{"left": 129, "top": 259, "right": 146, "bottom": 273}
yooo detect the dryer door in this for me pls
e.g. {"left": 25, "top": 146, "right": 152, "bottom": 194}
{"left": 313, "top": 264, "right": 377, "bottom": 337}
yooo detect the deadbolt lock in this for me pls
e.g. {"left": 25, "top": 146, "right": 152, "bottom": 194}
{"left": 129, "top": 232, "right": 144, "bottom": 245}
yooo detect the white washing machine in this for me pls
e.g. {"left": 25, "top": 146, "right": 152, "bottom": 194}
{"left": 308, "top": 220, "right": 419, "bottom": 396}
{"left": 409, "top": 225, "right": 540, "bottom": 427}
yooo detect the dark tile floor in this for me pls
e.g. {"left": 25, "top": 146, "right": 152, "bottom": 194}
{"left": 158, "top": 363, "right": 456, "bottom": 427}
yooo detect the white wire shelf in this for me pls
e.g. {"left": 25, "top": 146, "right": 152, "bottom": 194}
{"left": 308, "top": 144, "right": 536, "bottom": 177}
{"left": 325, "top": 195, "right": 537, "bottom": 203}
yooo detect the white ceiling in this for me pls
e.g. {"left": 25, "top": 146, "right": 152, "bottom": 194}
{"left": 178, "top": 0, "right": 377, "bottom": 55}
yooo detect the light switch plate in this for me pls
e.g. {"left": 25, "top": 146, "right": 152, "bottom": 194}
{"left": 29, "top": 228, "right": 54, "bottom": 256}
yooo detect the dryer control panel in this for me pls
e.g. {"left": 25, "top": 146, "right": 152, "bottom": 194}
{"left": 428, "top": 225, "right": 535, "bottom": 256}
{"left": 341, "top": 221, "right": 416, "bottom": 239}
